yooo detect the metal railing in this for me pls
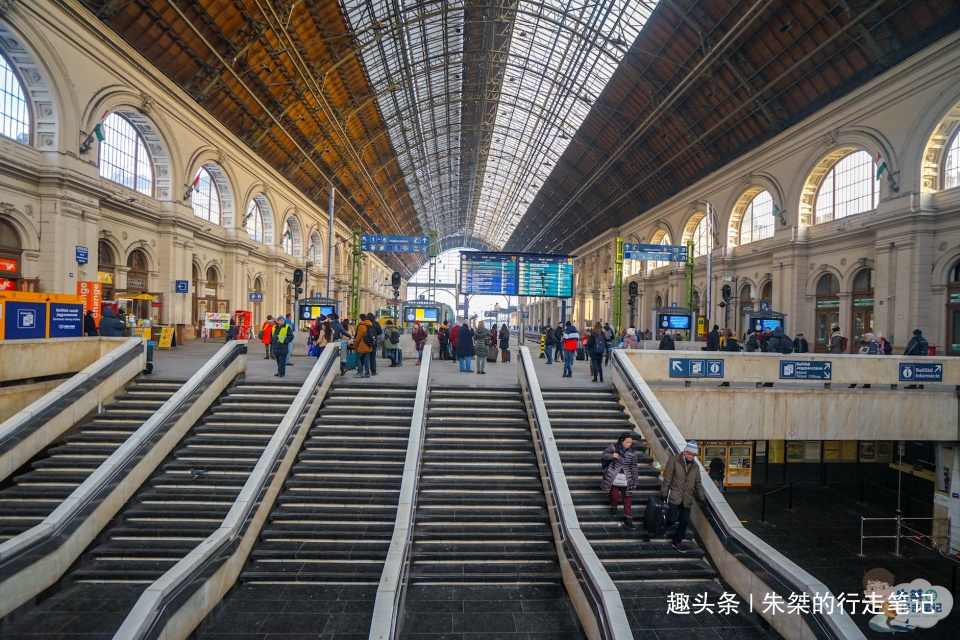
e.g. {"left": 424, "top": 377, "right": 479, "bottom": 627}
{"left": 859, "top": 516, "right": 952, "bottom": 556}
{"left": 369, "top": 344, "right": 432, "bottom": 640}
{"left": 517, "top": 346, "right": 632, "bottom": 640}
{"left": 761, "top": 484, "right": 794, "bottom": 522}
{"left": 611, "top": 349, "right": 864, "bottom": 640}
{"left": 114, "top": 343, "right": 340, "bottom": 640}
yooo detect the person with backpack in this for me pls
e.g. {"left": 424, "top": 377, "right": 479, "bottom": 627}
{"left": 745, "top": 331, "right": 760, "bottom": 353}
{"left": 829, "top": 326, "right": 846, "bottom": 354}
{"left": 259, "top": 315, "right": 274, "bottom": 359}
{"left": 588, "top": 322, "right": 607, "bottom": 383}
{"left": 600, "top": 432, "right": 640, "bottom": 529}
{"left": 437, "top": 322, "right": 450, "bottom": 361}
{"left": 561, "top": 321, "right": 580, "bottom": 378}
{"left": 544, "top": 324, "right": 557, "bottom": 364}
{"left": 411, "top": 321, "right": 428, "bottom": 366}
{"left": 353, "top": 315, "right": 374, "bottom": 377}
{"left": 766, "top": 326, "right": 793, "bottom": 355}
{"left": 456, "top": 321, "right": 474, "bottom": 371}
{"left": 903, "top": 329, "right": 928, "bottom": 356}
{"left": 658, "top": 329, "right": 675, "bottom": 351}
{"left": 367, "top": 312, "right": 382, "bottom": 376}
{"left": 384, "top": 320, "right": 402, "bottom": 367}
{"left": 602, "top": 322, "right": 615, "bottom": 365}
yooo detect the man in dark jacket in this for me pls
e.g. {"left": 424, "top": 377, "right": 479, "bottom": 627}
{"left": 437, "top": 322, "right": 450, "bottom": 360}
{"left": 98, "top": 307, "right": 125, "bottom": 337}
{"left": 83, "top": 310, "right": 99, "bottom": 337}
{"left": 759, "top": 327, "right": 772, "bottom": 352}
{"left": 554, "top": 322, "right": 563, "bottom": 346}
{"left": 456, "top": 322, "right": 474, "bottom": 372}
{"left": 706, "top": 325, "right": 720, "bottom": 351}
{"left": 367, "top": 312, "right": 382, "bottom": 376}
{"left": 544, "top": 325, "right": 556, "bottom": 364}
{"left": 330, "top": 313, "right": 351, "bottom": 341}
{"left": 793, "top": 333, "right": 809, "bottom": 353}
{"left": 661, "top": 440, "right": 707, "bottom": 551}
{"left": 903, "top": 329, "right": 928, "bottom": 356}
{"left": 658, "top": 330, "right": 675, "bottom": 351}
{"left": 270, "top": 315, "right": 293, "bottom": 377}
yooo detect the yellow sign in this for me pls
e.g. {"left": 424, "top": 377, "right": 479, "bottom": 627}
{"left": 696, "top": 316, "right": 705, "bottom": 338}
{"left": 97, "top": 271, "right": 114, "bottom": 284}
{"left": 132, "top": 327, "right": 152, "bottom": 340}
{"left": 158, "top": 327, "right": 175, "bottom": 349}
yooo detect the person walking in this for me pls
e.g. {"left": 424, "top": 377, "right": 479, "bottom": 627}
{"left": 658, "top": 329, "right": 675, "bottom": 351}
{"left": 498, "top": 324, "right": 510, "bottom": 362}
{"left": 83, "top": 310, "right": 99, "bottom": 337}
{"left": 708, "top": 457, "right": 725, "bottom": 492}
{"left": 384, "top": 319, "right": 401, "bottom": 366}
{"left": 474, "top": 321, "right": 490, "bottom": 374}
{"left": 829, "top": 326, "right": 845, "bottom": 354}
{"left": 903, "top": 329, "right": 929, "bottom": 356}
{"left": 283, "top": 314, "right": 295, "bottom": 367}
{"left": 259, "top": 315, "right": 274, "bottom": 359}
{"left": 354, "top": 315, "right": 374, "bottom": 377}
{"left": 450, "top": 322, "right": 460, "bottom": 363}
{"left": 411, "top": 321, "right": 428, "bottom": 365}
{"left": 602, "top": 322, "right": 615, "bottom": 365}
{"left": 544, "top": 323, "right": 556, "bottom": 364}
{"left": 588, "top": 322, "right": 607, "bottom": 383}
{"left": 367, "top": 312, "right": 382, "bottom": 376}
{"left": 561, "top": 321, "right": 579, "bottom": 378}
{"left": 660, "top": 440, "right": 707, "bottom": 552}
{"left": 793, "top": 333, "right": 809, "bottom": 353}
{"left": 876, "top": 333, "right": 892, "bottom": 355}
{"left": 457, "top": 321, "right": 474, "bottom": 372}
{"left": 601, "top": 432, "right": 640, "bottom": 529}
{"left": 270, "top": 316, "right": 293, "bottom": 377}
{"left": 437, "top": 322, "right": 450, "bottom": 361}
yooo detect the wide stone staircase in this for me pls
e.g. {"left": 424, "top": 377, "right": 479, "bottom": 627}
{"left": 0, "top": 378, "right": 185, "bottom": 542}
{"left": 0, "top": 380, "right": 300, "bottom": 640}
{"left": 194, "top": 381, "right": 416, "bottom": 639}
{"left": 398, "top": 387, "right": 584, "bottom": 639}
{"left": 543, "top": 387, "right": 771, "bottom": 636}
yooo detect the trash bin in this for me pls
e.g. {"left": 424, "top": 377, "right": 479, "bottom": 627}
{"left": 928, "top": 344, "right": 937, "bottom": 356}
{"left": 145, "top": 340, "right": 155, "bottom": 374}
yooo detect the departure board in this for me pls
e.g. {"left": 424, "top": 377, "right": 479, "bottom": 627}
{"left": 460, "top": 252, "right": 574, "bottom": 297}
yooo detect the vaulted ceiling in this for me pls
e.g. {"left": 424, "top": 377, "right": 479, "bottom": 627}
{"left": 84, "top": 0, "right": 959, "bottom": 274}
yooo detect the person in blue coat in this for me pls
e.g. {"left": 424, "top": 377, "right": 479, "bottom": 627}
{"left": 457, "top": 321, "right": 474, "bottom": 372}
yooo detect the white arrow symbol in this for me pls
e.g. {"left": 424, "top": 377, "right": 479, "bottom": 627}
{"left": 672, "top": 361, "right": 684, "bottom": 372}
{"left": 935, "top": 365, "right": 942, "bottom": 374}
{"left": 824, "top": 362, "right": 831, "bottom": 371}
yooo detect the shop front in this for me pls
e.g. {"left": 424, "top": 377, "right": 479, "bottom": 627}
{"left": 0, "top": 218, "right": 37, "bottom": 292}
{"left": 702, "top": 441, "right": 755, "bottom": 489}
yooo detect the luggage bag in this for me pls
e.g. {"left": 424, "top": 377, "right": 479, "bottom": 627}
{"left": 644, "top": 494, "right": 669, "bottom": 536}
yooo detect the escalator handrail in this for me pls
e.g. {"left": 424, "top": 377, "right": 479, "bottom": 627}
{"left": 369, "top": 344, "right": 432, "bottom": 640}
{"left": 115, "top": 343, "right": 341, "bottom": 640}
{"left": 0, "top": 337, "right": 145, "bottom": 460}
{"left": 611, "top": 350, "right": 864, "bottom": 640}
{"left": 517, "top": 346, "right": 633, "bottom": 640}
{"left": 0, "top": 340, "right": 244, "bottom": 578}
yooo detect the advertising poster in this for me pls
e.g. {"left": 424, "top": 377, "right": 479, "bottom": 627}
{"left": 48, "top": 303, "right": 84, "bottom": 338}
{"left": 4, "top": 301, "right": 46, "bottom": 339}
{"left": 77, "top": 281, "right": 103, "bottom": 325}
{"left": 204, "top": 312, "right": 230, "bottom": 330}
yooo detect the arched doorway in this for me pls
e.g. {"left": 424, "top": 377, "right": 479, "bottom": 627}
{"left": 738, "top": 284, "right": 753, "bottom": 338}
{"left": 97, "top": 240, "right": 116, "bottom": 300}
{"left": 121, "top": 249, "right": 155, "bottom": 327}
{"left": 947, "top": 261, "right": 960, "bottom": 356}
{"left": 0, "top": 218, "right": 23, "bottom": 291}
{"left": 253, "top": 276, "right": 264, "bottom": 327}
{"left": 815, "top": 273, "right": 841, "bottom": 353}
{"left": 851, "top": 268, "right": 875, "bottom": 348}
{"left": 759, "top": 281, "right": 773, "bottom": 307}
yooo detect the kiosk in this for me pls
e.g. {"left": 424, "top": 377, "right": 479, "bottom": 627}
{"left": 652, "top": 306, "right": 697, "bottom": 341}
{"left": 402, "top": 300, "right": 442, "bottom": 331}
{"left": 745, "top": 310, "right": 787, "bottom": 335}
{"left": 296, "top": 297, "right": 338, "bottom": 331}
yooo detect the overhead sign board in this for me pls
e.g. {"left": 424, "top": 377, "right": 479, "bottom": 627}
{"left": 899, "top": 363, "right": 943, "bottom": 382}
{"left": 360, "top": 235, "right": 429, "bottom": 253}
{"left": 460, "top": 251, "right": 574, "bottom": 298}
{"left": 624, "top": 243, "right": 688, "bottom": 262}
{"left": 780, "top": 360, "right": 832, "bottom": 380}
{"left": 75, "top": 246, "right": 89, "bottom": 265}
{"left": 668, "top": 358, "right": 724, "bottom": 378}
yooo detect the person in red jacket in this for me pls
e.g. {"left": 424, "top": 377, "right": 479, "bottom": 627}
{"left": 450, "top": 322, "right": 460, "bottom": 363}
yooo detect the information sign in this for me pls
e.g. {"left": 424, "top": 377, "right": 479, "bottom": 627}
{"left": 668, "top": 358, "right": 725, "bottom": 378}
{"left": 48, "top": 303, "right": 83, "bottom": 338}
{"left": 158, "top": 327, "right": 175, "bottom": 349}
{"left": 780, "top": 361, "right": 832, "bottom": 380}
{"left": 4, "top": 301, "right": 46, "bottom": 339}
{"left": 175, "top": 280, "right": 189, "bottom": 293}
{"left": 460, "top": 251, "right": 573, "bottom": 297}
{"left": 249, "top": 292, "right": 264, "bottom": 302}
{"left": 75, "top": 246, "right": 89, "bottom": 265}
{"left": 899, "top": 363, "right": 943, "bottom": 382}
{"left": 360, "top": 235, "right": 430, "bottom": 253}
{"left": 624, "top": 243, "right": 688, "bottom": 262}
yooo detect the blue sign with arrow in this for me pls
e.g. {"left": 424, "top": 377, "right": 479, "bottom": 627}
{"left": 899, "top": 363, "right": 943, "bottom": 382}
{"left": 624, "top": 243, "right": 688, "bottom": 262}
{"left": 361, "top": 235, "right": 430, "bottom": 254}
{"left": 175, "top": 280, "right": 189, "bottom": 293}
{"left": 669, "top": 358, "right": 724, "bottom": 378}
{"left": 780, "top": 360, "right": 832, "bottom": 380}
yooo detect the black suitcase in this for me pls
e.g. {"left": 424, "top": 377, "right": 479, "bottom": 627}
{"left": 644, "top": 495, "right": 669, "bottom": 536}
{"left": 576, "top": 347, "right": 586, "bottom": 361}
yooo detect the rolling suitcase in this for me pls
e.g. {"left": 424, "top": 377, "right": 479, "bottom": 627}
{"left": 576, "top": 347, "right": 586, "bottom": 361}
{"left": 644, "top": 494, "right": 669, "bottom": 536}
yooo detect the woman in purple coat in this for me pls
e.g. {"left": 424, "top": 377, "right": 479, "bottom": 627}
{"left": 601, "top": 432, "right": 640, "bottom": 528}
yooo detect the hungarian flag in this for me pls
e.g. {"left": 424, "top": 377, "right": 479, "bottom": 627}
{"left": 772, "top": 203, "right": 780, "bottom": 219}
{"left": 92, "top": 110, "right": 109, "bottom": 142}
{"left": 876, "top": 152, "right": 887, "bottom": 181}
{"left": 283, "top": 228, "right": 292, "bottom": 239}
{"left": 192, "top": 174, "right": 201, "bottom": 190}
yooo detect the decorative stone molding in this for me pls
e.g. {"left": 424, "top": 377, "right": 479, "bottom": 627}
{"left": 0, "top": 23, "right": 58, "bottom": 149}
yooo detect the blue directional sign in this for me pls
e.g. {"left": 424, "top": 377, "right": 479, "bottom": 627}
{"left": 360, "top": 235, "right": 430, "bottom": 254}
{"left": 899, "top": 363, "right": 943, "bottom": 382}
{"left": 669, "top": 358, "right": 725, "bottom": 378}
{"left": 624, "top": 243, "right": 688, "bottom": 262}
{"left": 780, "top": 361, "right": 832, "bottom": 380}
{"left": 75, "top": 246, "right": 89, "bottom": 265}
{"left": 248, "top": 292, "right": 264, "bottom": 302}
{"left": 175, "top": 280, "right": 189, "bottom": 293}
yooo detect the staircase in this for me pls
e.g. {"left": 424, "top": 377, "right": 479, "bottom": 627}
{"left": 543, "top": 388, "right": 770, "bottom": 636}
{"left": 0, "top": 380, "right": 300, "bottom": 640}
{"left": 398, "top": 387, "right": 583, "bottom": 639}
{"left": 194, "top": 381, "right": 416, "bottom": 639}
{"left": 0, "top": 378, "right": 185, "bottom": 542}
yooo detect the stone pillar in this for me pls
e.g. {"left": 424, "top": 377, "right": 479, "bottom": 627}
{"left": 892, "top": 235, "right": 935, "bottom": 347}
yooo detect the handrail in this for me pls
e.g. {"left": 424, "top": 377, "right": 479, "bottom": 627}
{"left": 370, "top": 344, "right": 432, "bottom": 640}
{"left": 114, "top": 342, "right": 341, "bottom": 640}
{"left": 517, "top": 346, "right": 633, "bottom": 640}
{"left": 0, "top": 340, "right": 243, "bottom": 594}
{"left": 611, "top": 350, "right": 864, "bottom": 640}
{"left": 0, "top": 337, "right": 145, "bottom": 475}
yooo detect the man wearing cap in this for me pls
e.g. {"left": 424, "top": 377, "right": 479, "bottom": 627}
{"left": 660, "top": 440, "right": 707, "bottom": 553}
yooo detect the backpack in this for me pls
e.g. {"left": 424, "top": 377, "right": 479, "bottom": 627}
{"left": 362, "top": 327, "right": 375, "bottom": 347}
{"left": 601, "top": 455, "right": 613, "bottom": 471}
{"left": 593, "top": 335, "right": 606, "bottom": 354}
{"left": 909, "top": 339, "right": 929, "bottom": 356}
{"left": 779, "top": 336, "right": 793, "bottom": 355}
{"left": 839, "top": 336, "right": 849, "bottom": 351}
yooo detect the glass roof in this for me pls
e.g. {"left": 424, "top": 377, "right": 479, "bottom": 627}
{"left": 342, "top": 0, "right": 657, "bottom": 249}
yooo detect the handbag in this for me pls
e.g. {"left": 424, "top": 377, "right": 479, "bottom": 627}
{"left": 257, "top": 329, "right": 264, "bottom": 340}
{"left": 613, "top": 472, "right": 627, "bottom": 487}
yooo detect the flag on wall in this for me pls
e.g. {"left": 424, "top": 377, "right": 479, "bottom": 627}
{"left": 91, "top": 111, "right": 108, "bottom": 142}
{"left": 283, "top": 228, "right": 292, "bottom": 240}
{"left": 876, "top": 152, "right": 888, "bottom": 181}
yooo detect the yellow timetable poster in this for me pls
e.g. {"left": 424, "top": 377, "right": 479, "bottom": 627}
{"left": 158, "top": 327, "right": 175, "bottom": 349}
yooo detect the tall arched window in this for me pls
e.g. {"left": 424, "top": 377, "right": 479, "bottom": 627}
{"left": 649, "top": 233, "right": 672, "bottom": 270}
{"left": 815, "top": 273, "right": 840, "bottom": 352}
{"left": 945, "top": 131, "right": 960, "bottom": 191}
{"left": 244, "top": 199, "right": 265, "bottom": 242}
{"left": 0, "top": 51, "right": 29, "bottom": 143}
{"left": 814, "top": 151, "right": 878, "bottom": 223}
{"left": 308, "top": 232, "right": 322, "bottom": 266}
{"left": 99, "top": 113, "right": 154, "bottom": 196}
{"left": 739, "top": 191, "right": 774, "bottom": 244}
{"left": 282, "top": 220, "right": 293, "bottom": 255}
{"left": 689, "top": 215, "right": 708, "bottom": 258}
{"left": 191, "top": 166, "right": 221, "bottom": 224}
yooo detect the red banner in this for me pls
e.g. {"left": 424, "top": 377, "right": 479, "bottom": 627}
{"left": 0, "top": 278, "right": 14, "bottom": 291}
{"left": 0, "top": 258, "right": 17, "bottom": 273}
{"left": 77, "top": 281, "right": 103, "bottom": 326}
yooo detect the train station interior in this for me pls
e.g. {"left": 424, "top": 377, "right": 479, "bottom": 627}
{"left": 2, "top": 0, "right": 960, "bottom": 638}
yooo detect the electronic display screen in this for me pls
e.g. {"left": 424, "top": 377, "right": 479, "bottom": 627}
{"left": 658, "top": 314, "right": 691, "bottom": 330}
{"left": 754, "top": 318, "right": 784, "bottom": 333}
{"left": 460, "top": 252, "right": 573, "bottom": 297}
{"left": 300, "top": 305, "right": 336, "bottom": 320}
{"left": 405, "top": 307, "right": 439, "bottom": 323}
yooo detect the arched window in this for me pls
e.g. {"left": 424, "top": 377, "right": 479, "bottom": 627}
{"left": 308, "top": 232, "right": 322, "bottom": 266}
{"left": 738, "top": 191, "right": 774, "bottom": 244}
{"left": 945, "top": 131, "right": 960, "bottom": 191}
{"left": 0, "top": 51, "right": 29, "bottom": 144}
{"left": 759, "top": 281, "right": 773, "bottom": 302}
{"left": 948, "top": 260, "right": 960, "bottom": 355}
{"left": 244, "top": 199, "right": 265, "bottom": 243}
{"left": 649, "top": 233, "right": 672, "bottom": 270}
{"left": 684, "top": 215, "right": 709, "bottom": 258}
{"left": 814, "top": 273, "right": 840, "bottom": 352}
{"left": 0, "top": 218, "right": 23, "bottom": 288}
{"left": 654, "top": 294, "right": 663, "bottom": 309}
{"left": 851, "top": 268, "right": 875, "bottom": 347}
{"left": 814, "top": 151, "right": 878, "bottom": 223}
{"left": 282, "top": 220, "right": 293, "bottom": 255}
{"left": 191, "top": 166, "right": 222, "bottom": 224}
{"left": 99, "top": 113, "right": 154, "bottom": 196}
